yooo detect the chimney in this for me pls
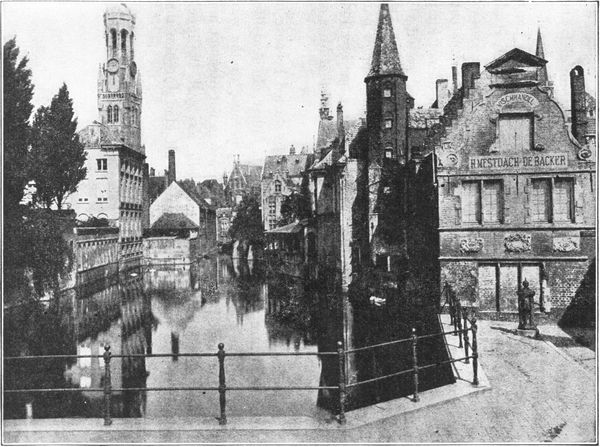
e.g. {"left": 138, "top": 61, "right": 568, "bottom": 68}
{"left": 451, "top": 65, "right": 458, "bottom": 94}
{"left": 436, "top": 79, "right": 449, "bottom": 110}
{"left": 149, "top": 167, "right": 155, "bottom": 177}
{"left": 337, "top": 102, "right": 344, "bottom": 140}
{"left": 570, "top": 65, "right": 588, "bottom": 145}
{"left": 289, "top": 145, "right": 296, "bottom": 155}
{"left": 168, "top": 149, "right": 176, "bottom": 185}
{"left": 461, "top": 62, "right": 480, "bottom": 97}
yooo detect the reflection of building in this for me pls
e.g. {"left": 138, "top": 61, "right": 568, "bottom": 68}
{"left": 261, "top": 146, "right": 314, "bottom": 230}
{"left": 428, "top": 34, "right": 596, "bottom": 317}
{"left": 64, "top": 4, "right": 145, "bottom": 270}
{"left": 65, "top": 276, "right": 153, "bottom": 417}
{"left": 224, "top": 155, "right": 262, "bottom": 205}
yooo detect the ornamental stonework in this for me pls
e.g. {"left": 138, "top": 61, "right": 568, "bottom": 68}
{"left": 504, "top": 233, "right": 531, "bottom": 253}
{"left": 553, "top": 237, "right": 580, "bottom": 252}
{"left": 459, "top": 238, "right": 484, "bottom": 253}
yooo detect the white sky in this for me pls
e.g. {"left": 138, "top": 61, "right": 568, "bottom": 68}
{"left": 3, "top": 1, "right": 597, "bottom": 182}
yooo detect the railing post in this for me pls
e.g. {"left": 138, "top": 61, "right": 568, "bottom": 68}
{"left": 337, "top": 341, "right": 346, "bottom": 425}
{"left": 103, "top": 345, "right": 112, "bottom": 426}
{"left": 463, "top": 313, "right": 470, "bottom": 364}
{"left": 456, "top": 303, "right": 463, "bottom": 348}
{"left": 411, "top": 328, "right": 419, "bottom": 402}
{"left": 217, "top": 343, "right": 227, "bottom": 425}
{"left": 471, "top": 317, "right": 479, "bottom": 386}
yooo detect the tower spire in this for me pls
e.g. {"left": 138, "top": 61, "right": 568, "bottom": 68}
{"left": 536, "top": 27, "right": 548, "bottom": 82}
{"left": 367, "top": 4, "right": 405, "bottom": 78}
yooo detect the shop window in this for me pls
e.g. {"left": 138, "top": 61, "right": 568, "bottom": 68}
{"left": 477, "top": 263, "right": 541, "bottom": 312}
{"left": 498, "top": 114, "right": 532, "bottom": 151}
{"left": 461, "top": 180, "right": 503, "bottom": 224}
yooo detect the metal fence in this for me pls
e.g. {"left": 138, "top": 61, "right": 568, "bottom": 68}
{"left": 5, "top": 317, "right": 479, "bottom": 426}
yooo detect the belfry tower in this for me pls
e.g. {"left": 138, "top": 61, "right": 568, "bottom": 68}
{"left": 98, "top": 3, "right": 143, "bottom": 153}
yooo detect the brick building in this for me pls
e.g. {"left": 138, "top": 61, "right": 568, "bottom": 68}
{"left": 430, "top": 33, "right": 596, "bottom": 317}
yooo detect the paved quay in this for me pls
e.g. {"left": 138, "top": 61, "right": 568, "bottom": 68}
{"left": 4, "top": 317, "right": 596, "bottom": 444}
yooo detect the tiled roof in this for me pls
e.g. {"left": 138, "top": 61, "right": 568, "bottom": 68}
{"left": 152, "top": 213, "right": 198, "bottom": 230}
{"left": 409, "top": 108, "right": 443, "bottom": 129}
{"left": 177, "top": 181, "right": 215, "bottom": 210}
{"left": 262, "top": 154, "right": 314, "bottom": 179}
{"left": 316, "top": 118, "right": 339, "bottom": 150}
{"left": 367, "top": 4, "right": 405, "bottom": 78}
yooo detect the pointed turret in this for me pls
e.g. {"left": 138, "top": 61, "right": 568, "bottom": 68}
{"left": 367, "top": 4, "right": 405, "bottom": 79}
{"left": 536, "top": 27, "right": 548, "bottom": 83}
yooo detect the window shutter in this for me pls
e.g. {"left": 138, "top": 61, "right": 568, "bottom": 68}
{"left": 523, "top": 178, "right": 531, "bottom": 223}
{"left": 574, "top": 180, "right": 584, "bottom": 223}
{"left": 503, "top": 182, "right": 510, "bottom": 224}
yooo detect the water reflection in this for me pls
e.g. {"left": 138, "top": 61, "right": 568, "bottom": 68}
{"left": 4, "top": 254, "right": 453, "bottom": 420}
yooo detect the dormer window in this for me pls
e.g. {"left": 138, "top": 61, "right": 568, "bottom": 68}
{"left": 498, "top": 113, "right": 532, "bottom": 151}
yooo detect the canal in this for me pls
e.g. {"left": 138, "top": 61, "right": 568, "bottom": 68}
{"left": 4, "top": 255, "right": 455, "bottom": 420}
{"left": 4, "top": 256, "right": 330, "bottom": 419}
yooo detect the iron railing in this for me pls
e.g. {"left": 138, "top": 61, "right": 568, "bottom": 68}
{"left": 5, "top": 318, "right": 479, "bottom": 426}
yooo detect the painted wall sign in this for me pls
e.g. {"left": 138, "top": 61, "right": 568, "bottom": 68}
{"left": 469, "top": 153, "right": 568, "bottom": 170}
{"left": 495, "top": 93, "right": 539, "bottom": 110}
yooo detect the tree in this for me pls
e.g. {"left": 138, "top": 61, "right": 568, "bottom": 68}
{"left": 229, "top": 196, "right": 264, "bottom": 247}
{"left": 278, "top": 191, "right": 311, "bottom": 226}
{"left": 3, "top": 37, "right": 34, "bottom": 211}
{"left": 30, "top": 83, "right": 87, "bottom": 209}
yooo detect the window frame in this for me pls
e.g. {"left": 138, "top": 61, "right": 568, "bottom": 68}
{"left": 530, "top": 176, "right": 575, "bottom": 223}
{"left": 461, "top": 179, "right": 504, "bottom": 225}
{"left": 96, "top": 158, "right": 108, "bottom": 172}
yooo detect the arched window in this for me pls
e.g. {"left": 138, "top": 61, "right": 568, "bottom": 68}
{"left": 130, "top": 33, "right": 135, "bottom": 60}
{"left": 121, "top": 29, "right": 128, "bottom": 58}
{"left": 110, "top": 29, "right": 117, "bottom": 55}
{"left": 107, "top": 106, "right": 112, "bottom": 123}
{"left": 114, "top": 105, "right": 119, "bottom": 123}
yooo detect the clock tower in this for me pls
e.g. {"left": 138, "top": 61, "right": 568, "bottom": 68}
{"left": 98, "top": 3, "right": 142, "bottom": 153}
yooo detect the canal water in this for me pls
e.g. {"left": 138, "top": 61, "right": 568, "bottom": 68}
{"left": 4, "top": 256, "right": 329, "bottom": 419}
{"left": 4, "top": 255, "right": 455, "bottom": 420}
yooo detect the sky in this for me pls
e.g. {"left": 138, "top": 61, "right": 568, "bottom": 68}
{"left": 3, "top": 1, "right": 598, "bottom": 182}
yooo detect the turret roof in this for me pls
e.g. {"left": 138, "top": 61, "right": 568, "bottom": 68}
{"left": 367, "top": 4, "right": 405, "bottom": 78}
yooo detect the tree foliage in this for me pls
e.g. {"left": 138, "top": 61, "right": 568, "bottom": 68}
{"left": 229, "top": 196, "right": 264, "bottom": 246}
{"left": 278, "top": 191, "right": 311, "bottom": 226}
{"left": 4, "top": 37, "right": 34, "bottom": 211}
{"left": 30, "top": 83, "right": 87, "bottom": 209}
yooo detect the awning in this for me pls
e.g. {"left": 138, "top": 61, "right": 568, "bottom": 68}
{"left": 265, "top": 221, "right": 303, "bottom": 234}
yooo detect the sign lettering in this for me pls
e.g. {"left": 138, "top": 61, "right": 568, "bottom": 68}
{"left": 469, "top": 153, "right": 568, "bottom": 171}
{"left": 495, "top": 93, "right": 539, "bottom": 111}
